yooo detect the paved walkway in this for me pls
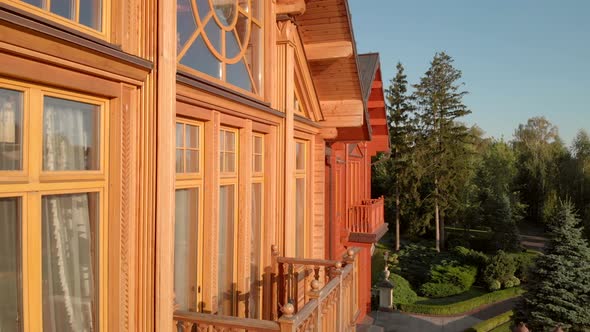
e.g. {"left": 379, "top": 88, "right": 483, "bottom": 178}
{"left": 358, "top": 298, "right": 518, "bottom": 332}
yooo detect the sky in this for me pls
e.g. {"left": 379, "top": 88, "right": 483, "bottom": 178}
{"left": 348, "top": 0, "right": 590, "bottom": 145}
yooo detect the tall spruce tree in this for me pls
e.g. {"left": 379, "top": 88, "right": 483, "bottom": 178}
{"left": 515, "top": 201, "right": 590, "bottom": 331}
{"left": 412, "top": 52, "right": 471, "bottom": 252}
{"left": 386, "top": 62, "right": 418, "bottom": 251}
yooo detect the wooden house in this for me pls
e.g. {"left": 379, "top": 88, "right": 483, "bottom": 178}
{"left": 0, "top": 0, "right": 388, "bottom": 331}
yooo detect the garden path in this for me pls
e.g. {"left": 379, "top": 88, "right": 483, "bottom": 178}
{"left": 358, "top": 298, "right": 518, "bottom": 332}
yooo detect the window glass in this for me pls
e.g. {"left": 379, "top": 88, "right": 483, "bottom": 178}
{"left": 18, "top": 0, "right": 103, "bottom": 32}
{"left": 252, "top": 135, "right": 263, "bottom": 173}
{"left": 174, "top": 188, "right": 199, "bottom": 312}
{"left": 220, "top": 129, "right": 237, "bottom": 174}
{"left": 0, "top": 88, "right": 23, "bottom": 171}
{"left": 218, "top": 184, "right": 235, "bottom": 315}
{"left": 42, "top": 192, "right": 98, "bottom": 332}
{"left": 176, "top": 122, "right": 201, "bottom": 174}
{"left": 295, "top": 142, "right": 305, "bottom": 171}
{"left": 295, "top": 178, "right": 305, "bottom": 258}
{"left": 177, "top": 0, "right": 264, "bottom": 94}
{"left": 0, "top": 197, "right": 22, "bottom": 332}
{"left": 43, "top": 96, "right": 100, "bottom": 171}
{"left": 249, "top": 183, "right": 262, "bottom": 318}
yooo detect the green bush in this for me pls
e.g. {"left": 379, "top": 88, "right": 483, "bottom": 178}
{"left": 489, "top": 280, "right": 501, "bottom": 291}
{"left": 453, "top": 246, "right": 490, "bottom": 269}
{"left": 483, "top": 251, "right": 516, "bottom": 290}
{"left": 428, "top": 264, "right": 478, "bottom": 291}
{"left": 420, "top": 282, "right": 464, "bottom": 298}
{"left": 465, "top": 310, "right": 513, "bottom": 332}
{"left": 511, "top": 252, "right": 536, "bottom": 283}
{"left": 398, "top": 287, "right": 525, "bottom": 316}
{"left": 390, "top": 273, "right": 418, "bottom": 305}
{"left": 509, "top": 276, "right": 520, "bottom": 287}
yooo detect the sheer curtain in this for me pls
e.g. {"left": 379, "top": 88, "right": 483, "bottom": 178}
{"left": 0, "top": 198, "right": 20, "bottom": 332}
{"left": 42, "top": 97, "right": 98, "bottom": 332}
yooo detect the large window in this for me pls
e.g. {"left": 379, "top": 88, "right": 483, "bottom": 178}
{"left": 249, "top": 133, "right": 263, "bottom": 319}
{"left": 218, "top": 127, "right": 238, "bottom": 315}
{"left": 294, "top": 140, "right": 307, "bottom": 258}
{"left": 177, "top": 0, "right": 264, "bottom": 95}
{"left": 0, "top": 79, "right": 107, "bottom": 332}
{"left": 174, "top": 119, "right": 204, "bottom": 312}
{"left": 6, "top": 0, "right": 106, "bottom": 37}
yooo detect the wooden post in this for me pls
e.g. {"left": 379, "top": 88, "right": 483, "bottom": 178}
{"left": 155, "top": 0, "right": 176, "bottom": 330}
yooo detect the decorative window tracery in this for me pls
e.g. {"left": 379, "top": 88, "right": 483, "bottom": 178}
{"left": 177, "top": 0, "right": 263, "bottom": 95}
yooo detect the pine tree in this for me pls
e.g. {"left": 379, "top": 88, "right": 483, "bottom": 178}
{"left": 515, "top": 201, "right": 590, "bottom": 331}
{"left": 412, "top": 52, "right": 471, "bottom": 252}
{"left": 385, "top": 62, "right": 418, "bottom": 251}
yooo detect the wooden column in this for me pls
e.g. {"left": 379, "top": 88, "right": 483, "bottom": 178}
{"left": 277, "top": 20, "right": 297, "bottom": 256}
{"left": 155, "top": 0, "right": 177, "bottom": 330}
{"left": 238, "top": 120, "right": 253, "bottom": 317}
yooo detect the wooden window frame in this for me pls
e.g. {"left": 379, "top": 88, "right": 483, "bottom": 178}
{"left": 249, "top": 132, "right": 264, "bottom": 319}
{"left": 176, "top": 0, "right": 267, "bottom": 101}
{"left": 294, "top": 138, "right": 308, "bottom": 258}
{"left": 2, "top": 0, "right": 111, "bottom": 40}
{"left": 174, "top": 118, "right": 204, "bottom": 312}
{"left": 0, "top": 78, "right": 109, "bottom": 332}
{"left": 218, "top": 126, "right": 239, "bottom": 315}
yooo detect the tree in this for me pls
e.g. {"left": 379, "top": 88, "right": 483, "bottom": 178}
{"left": 571, "top": 130, "right": 590, "bottom": 239}
{"left": 474, "top": 140, "right": 523, "bottom": 252}
{"left": 515, "top": 201, "right": 590, "bottom": 331}
{"left": 384, "top": 62, "right": 418, "bottom": 251}
{"left": 412, "top": 52, "right": 472, "bottom": 251}
{"left": 513, "top": 117, "right": 567, "bottom": 224}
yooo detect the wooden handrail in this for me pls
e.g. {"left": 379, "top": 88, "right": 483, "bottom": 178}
{"left": 275, "top": 256, "right": 340, "bottom": 267}
{"left": 347, "top": 196, "right": 385, "bottom": 234}
{"left": 173, "top": 311, "right": 280, "bottom": 331}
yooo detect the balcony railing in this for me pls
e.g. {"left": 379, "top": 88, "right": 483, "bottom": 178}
{"left": 173, "top": 247, "right": 360, "bottom": 332}
{"left": 346, "top": 196, "right": 387, "bottom": 243}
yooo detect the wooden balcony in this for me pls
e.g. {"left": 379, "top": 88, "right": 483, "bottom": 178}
{"left": 346, "top": 196, "right": 388, "bottom": 243}
{"left": 173, "top": 247, "right": 361, "bottom": 332}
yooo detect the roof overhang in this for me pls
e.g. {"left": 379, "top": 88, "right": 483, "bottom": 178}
{"left": 294, "top": 0, "right": 365, "bottom": 130}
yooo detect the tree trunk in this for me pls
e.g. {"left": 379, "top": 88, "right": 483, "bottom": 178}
{"left": 395, "top": 189, "right": 400, "bottom": 251}
{"left": 434, "top": 178, "right": 440, "bottom": 252}
{"left": 440, "top": 213, "right": 445, "bottom": 250}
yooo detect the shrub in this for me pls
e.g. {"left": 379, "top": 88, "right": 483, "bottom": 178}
{"left": 398, "top": 287, "right": 525, "bottom": 316}
{"left": 466, "top": 310, "right": 514, "bottom": 332}
{"left": 452, "top": 246, "right": 490, "bottom": 269}
{"left": 511, "top": 252, "right": 535, "bottom": 283}
{"left": 483, "top": 251, "right": 516, "bottom": 290}
{"left": 503, "top": 279, "right": 515, "bottom": 289}
{"left": 489, "top": 280, "right": 502, "bottom": 291}
{"left": 390, "top": 273, "right": 418, "bottom": 305}
{"left": 428, "top": 264, "right": 477, "bottom": 291}
{"left": 419, "top": 282, "right": 463, "bottom": 298}
{"left": 509, "top": 276, "right": 520, "bottom": 287}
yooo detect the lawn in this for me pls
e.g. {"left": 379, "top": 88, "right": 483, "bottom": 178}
{"left": 489, "top": 322, "right": 512, "bottom": 332}
{"left": 414, "top": 287, "right": 487, "bottom": 305}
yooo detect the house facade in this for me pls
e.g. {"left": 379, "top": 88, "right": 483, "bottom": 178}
{"left": 0, "top": 0, "right": 387, "bottom": 331}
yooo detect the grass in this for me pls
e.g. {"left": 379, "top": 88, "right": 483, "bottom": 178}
{"left": 397, "top": 287, "right": 525, "bottom": 316}
{"left": 414, "top": 287, "right": 488, "bottom": 305}
{"left": 465, "top": 310, "right": 513, "bottom": 332}
{"left": 445, "top": 226, "right": 492, "bottom": 234}
{"left": 489, "top": 322, "right": 512, "bottom": 332}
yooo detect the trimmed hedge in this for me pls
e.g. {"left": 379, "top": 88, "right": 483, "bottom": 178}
{"left": 398, "top": 287, "right": 524, "bottom": 316}
{"left": 391, "top": 273, "right": 418, "bottom": 305}
{"left": 465, "top": 310, "right": 513, "bottom": 332}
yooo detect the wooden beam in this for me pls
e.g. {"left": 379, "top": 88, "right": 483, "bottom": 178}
{"left": 367, "top": 100, "right": 385, "bottom": 109}
{"left": 305, "top": 41, "right": 353, "bottom": 61}
{"left": 276, "top": 0, "right": 306, "bottom": 16}
{"left": 319, "top": 127, "right": 338, "bottom": 140}
{"left": 320, "top": 99, "right": 363, "bottom": 117}
{"left": 372, "top": 81, "right": 383, "bottom": 89}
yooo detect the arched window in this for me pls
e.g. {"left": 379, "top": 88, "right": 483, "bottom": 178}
{"left": 177, "top": 0, "right": 264, "bottom": 95}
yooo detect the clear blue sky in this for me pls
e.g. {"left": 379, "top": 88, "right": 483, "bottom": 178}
{"left": 349, "top": 0, "right": 590, "bottom": 145}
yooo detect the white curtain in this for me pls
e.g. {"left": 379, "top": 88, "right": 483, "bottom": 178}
{"left": 42, "top": 98, "right": 96, "bottom": 332}
{"left": 0, "top": 89, "right": 21, "bottom": 171}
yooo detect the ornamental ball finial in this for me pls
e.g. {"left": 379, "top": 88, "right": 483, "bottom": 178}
{"left": 282, "top": 303, "right": 295, "bottom": 316}
{"left": 335, "top": 262, "right": 342, "bottom": 269}
{"left": 311, "top": 279, "right": 321, "bottom": 291}
{"left": 347, "top": 249, "right": 355, "bottom": 257}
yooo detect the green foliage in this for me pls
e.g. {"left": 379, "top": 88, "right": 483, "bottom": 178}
{"left": 489, "top": 280, "right": 501, "bottom": 291}
{"left": 398, "top": 287, "right": 524, "bottom": 316}
{"left": 420, "top": 282, "right": 463, "bottom": 298}
{"left": 510, "top": 251, "right": 537, "bottom": 283}
{"left": 428, "top": 264, "right": 477, "bottom": 291}
{"left": 515, "top": 201, "right": 590, "bottom": 331}
{"left": 452, "top": 246, "right": 490, "bottom": 269}
{"left": 466, "top": 310, "right": 514, "bottom": 332}
{"left": 390, "top": 273, "right": 418, "bottom": 305}
{"left": 483, "top": 251, "right": 517, "bottom": 290}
